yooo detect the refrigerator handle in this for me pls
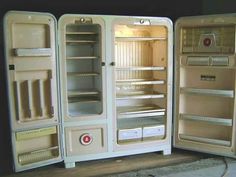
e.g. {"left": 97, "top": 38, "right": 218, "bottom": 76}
{"left": 110, "top": 62, "right": 115, "bottom": 66}
{"left": 101, "top": 62, "right": 106, "bottom": 66}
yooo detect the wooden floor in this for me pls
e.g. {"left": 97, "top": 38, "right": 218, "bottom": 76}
{"left": 3, "top": 149, "right": 208, "bottom": 177}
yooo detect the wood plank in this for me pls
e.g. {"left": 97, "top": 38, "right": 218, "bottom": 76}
{"left": 2, "top": 150, "right": 206, "bottom": 177}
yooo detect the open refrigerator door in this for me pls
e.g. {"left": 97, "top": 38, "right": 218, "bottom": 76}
{"left": 174, "top": 14, "right": 236, "bottom": 158}
{"left": 3, "top": 11, "right": 62, "bottom": 172}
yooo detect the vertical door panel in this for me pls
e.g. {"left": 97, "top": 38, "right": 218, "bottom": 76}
{"left": 4, "top": 11, "right": 62, "bottom": 172}
{"left": 174, "top": 14, "right": 236, "bottom": 157}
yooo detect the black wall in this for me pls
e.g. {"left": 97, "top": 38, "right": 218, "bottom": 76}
{"left": 1, "top": 0, "right": 234, "bottom": 174}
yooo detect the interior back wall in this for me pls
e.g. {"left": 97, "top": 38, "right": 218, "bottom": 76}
{"left": 0, "top": 0, "right": 204, "bottom": 175}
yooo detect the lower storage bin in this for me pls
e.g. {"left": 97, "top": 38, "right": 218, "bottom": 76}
{"left": 15, "top": 126, "right": 60, "bottom": 166}
{"left": 142, "top": 124, "right": 165, "bottom": 141}
{"left": 65, "top": 125, "right": 108, "bottom": 156}
{"left": 117, "top": 117, "right": 166, "bottom": 144}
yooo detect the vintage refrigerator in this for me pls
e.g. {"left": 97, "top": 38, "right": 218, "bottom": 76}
{"left": 5, "top": 10, "right": 236, "bottom": 173}
{"left": 3, "top": 11, "right": 173, "bottom": 171}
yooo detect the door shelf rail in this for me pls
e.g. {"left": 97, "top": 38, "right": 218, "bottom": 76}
{"left": 116, "top": 66, "right": 165, "bottom": 71}
{"left": 179, "top": 134, "right": 231, "bottom": 147}
{"left": 180, "top": 114, "right": 232, "bottom": 126}
{"left": 18, "top": 146, "right": 59, "bottom": 165}
{"left": 14, "top": 48, "right": 52, "bottom": 57}
{"left": 180, "top": 87, "right": 234, "bottom": 98}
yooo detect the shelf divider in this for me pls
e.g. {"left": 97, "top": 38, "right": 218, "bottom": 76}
{"left": 67, "top": 72, "right": 99, "bottom": 77}
{"left": 179, "top": 134, "right": 231, "bottom": 146}
{"left": 66, "top": 32, "right": 97, "bottom": 35}
{"left": 116, "top": 66, "right": 165, "bottom": 71}
{"left": 117, "top": 93, "right": 165, "bottom": 100}
{"left": 115, "top": 37, "right": 166, "bottom": 41}
{"left": 66, "top": 56, "right": 98, "bottom": 60}
{"left": 180, "top": 87, "right": 234, "bottom": 98}
{"left": 116, "top": 79, "right": 165, "bottom": 85}
{"left": 117, "top": 105, "right": 165, "bottom": 119}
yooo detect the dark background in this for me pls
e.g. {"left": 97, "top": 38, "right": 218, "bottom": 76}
{"left": 0, "top": 0, "right": 236, "bottom": 175}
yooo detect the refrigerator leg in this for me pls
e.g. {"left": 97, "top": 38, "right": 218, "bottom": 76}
{"left": 162, "top": 148, "right": 171, "bottom": 155}
{"left": 64, "top": 162, "right": 76, "bottom": 169}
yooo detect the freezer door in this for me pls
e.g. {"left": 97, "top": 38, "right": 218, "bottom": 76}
{"left": 58, "top": 15, "right": 106, "bottom": 121}
{"left": 4, "top": 11, "right": 62, "bottom": 171}
{"left": 174, "top": 14, "right": 236, "bottom": 158}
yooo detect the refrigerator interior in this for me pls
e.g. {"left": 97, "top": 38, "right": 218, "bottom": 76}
{"left": 114, "top": 24, "right": 168, "bottom": 144}
{"left": 175, "top": 22, "right": 236, "bottom": 151}
{"left": 61, "top": 21, "right": 103, "bottom": 118}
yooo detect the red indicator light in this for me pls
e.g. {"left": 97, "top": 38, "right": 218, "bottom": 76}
{"left": 80, "top": 134, "right": 93, "bottom": 145}
{"left": 203, "top": 38, "right": 211, "bottom": 47}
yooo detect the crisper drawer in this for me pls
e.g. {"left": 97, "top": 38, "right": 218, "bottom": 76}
{"left": 65, "top": 125, "right": 108, "bottom": 156}
{"left": 117, "top": 118, "right": 166, "bottom": 143}
{"left": 143, "top": 125, "right": 165, "bottom": 140}
{"left": 15, "top": 126, "right": 60, "bottom": 166}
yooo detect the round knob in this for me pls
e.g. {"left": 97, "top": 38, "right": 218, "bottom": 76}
{"left": 80, "top": 133, "right": 93, "bottom": 145}
{"left": 140, "top": 19, "right": 145, "bottom": 24}
{"left": 80, "top": 18, "right": 85, "bottom": 23}
{"left": 203, "top": 38, "right": 211, "bottom": 47}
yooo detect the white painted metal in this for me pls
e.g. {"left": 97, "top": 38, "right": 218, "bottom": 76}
{"left": 4, "top": 11, "right": 173, "bottom": 172}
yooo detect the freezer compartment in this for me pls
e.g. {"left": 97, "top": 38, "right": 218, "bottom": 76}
{"left": 181, "top": 25, "right": 235, "bottom": 54}
{"left": 68, "top": 101, "right": 102, "bottom": 117}
{"left": 13, "top": 71, "right": 55, "bottom": 122}
{"left": 62, "top": 21, "right": 104, "bottom": 119}
{"left": 180, "top": 67, "right": 235, "bottom": 90}
{"left": 117, "top": 117, "right": 165, "bottom": 144}
{"left": 66, "top": 59, "right": 101, "bottom": 75}
{"left": 65, "top": 24, "right": 101, "bottom": 58}
{"left": 15, "top": 126, "right": 60, "bottom": 166}
{"left": 65, "top": 125, "right": 107, "bottom": 156}
{"left": 67, "top": 73, "right": 102, "bottom": 117}
{"left": 178, "top": 120, "right": 232, "bottom": 147}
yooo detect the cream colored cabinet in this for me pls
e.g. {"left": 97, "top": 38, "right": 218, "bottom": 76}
{"left": 6, "top": 10, "right": 236, "bottom": 174}
{"left": 4, "top": 11, "right": 173, "bottom": 172}
{"left": 174, "top": 14, "right": 236, "bottom": 158}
